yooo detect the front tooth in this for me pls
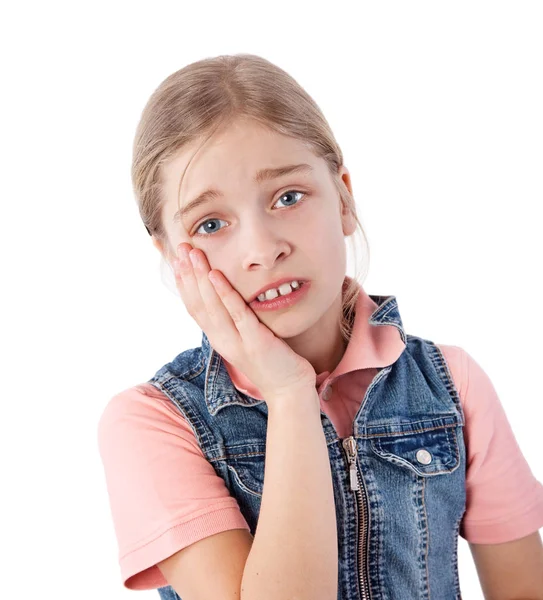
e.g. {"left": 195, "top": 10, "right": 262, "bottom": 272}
{"left": 257, "top": 281, "right": 301, "bottom": 302}
{"left": 264, "top": 288, "right": 279, "bottom": 300}
{"left": 277, "top": 283, "right": 294, "bottom": 296}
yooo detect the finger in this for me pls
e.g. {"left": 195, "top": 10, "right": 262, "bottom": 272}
{"left": 178, "top": 246, "right": 251, "bottom": 359}
{"left": 175, "top": 244, "right": 261, "bottom": 347}
{"left": 173, "top": 244, "right": 208, "bottom": 321}
{"left": 187, "top": 248, "right": 237, "bottom": 334}
{"left": 206, "top": 267, "right": 262, "bottom": 340}
{"left": 187, "top": 248, "right": 262, "bottom": 341}
{"left": 173, "top": 244, "right": 223, "bottom": 333}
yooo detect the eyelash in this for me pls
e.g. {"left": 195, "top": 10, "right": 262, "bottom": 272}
{"left": 190, "top": 189, "right": 309, "bottom": 238}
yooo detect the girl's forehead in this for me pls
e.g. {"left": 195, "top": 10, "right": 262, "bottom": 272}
{"left": 164, "top": 130, "right": 321, "bottom": 188}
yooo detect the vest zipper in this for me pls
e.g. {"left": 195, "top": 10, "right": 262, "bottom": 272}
{"left": 342, "top": 436, "right": 372, "bottom": 600}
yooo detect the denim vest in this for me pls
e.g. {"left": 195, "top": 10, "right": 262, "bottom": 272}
{"left": 147, "top": 294, "right": 466, "bottom": 600}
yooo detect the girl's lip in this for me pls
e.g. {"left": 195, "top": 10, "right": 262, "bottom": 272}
{"left": 249, "top": 281, "right": 311, "bottom": 311}
{"left": 249, "top": 278, "right": 309, "bottom": 303}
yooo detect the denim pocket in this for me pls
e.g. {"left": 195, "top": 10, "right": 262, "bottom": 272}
{"left": 225, "top": 453, "right": 265, "bottom": 497}
{"left": 369, "top": 416, "right": 462, "bottom": 477}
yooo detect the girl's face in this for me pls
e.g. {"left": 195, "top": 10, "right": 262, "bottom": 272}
{"left": 155, "top": 117, "right": 356, "bottom": 342}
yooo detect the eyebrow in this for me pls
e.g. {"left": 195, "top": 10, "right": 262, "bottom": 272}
{"left": 172, "top": 162, "right": 314, "bottom": 223}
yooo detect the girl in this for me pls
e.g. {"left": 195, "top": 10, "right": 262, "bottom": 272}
{"left": 97, "top": 54, "right": 543, "bottom": 599}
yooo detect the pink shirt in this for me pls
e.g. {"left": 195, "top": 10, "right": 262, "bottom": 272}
{"left": 97, "top": 285, "right": 543, "bottom": 590}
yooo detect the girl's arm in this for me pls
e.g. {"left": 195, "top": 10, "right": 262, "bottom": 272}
{"left": 469, "top": 531, "right": 543, "bottom": 599}
{"left": 241, "top": 388, "right": 338, "bottom": 600}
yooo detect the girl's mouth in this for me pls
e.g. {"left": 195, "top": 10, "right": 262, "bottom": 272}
{"left": 249, "top": 281, "right": 311, "bottom": 312}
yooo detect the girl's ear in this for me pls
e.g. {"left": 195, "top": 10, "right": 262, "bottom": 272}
{"left": 341, "top": 207, "right": 357, "bottom": 237}
{"left": 338, "top": 165, "right": 354, "bottom": 196}
{"left": 337, "top": 166, "right": 358, "bottom": 237}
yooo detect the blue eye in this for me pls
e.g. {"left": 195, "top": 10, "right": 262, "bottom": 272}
{"left": 192, "top": 190, "right": 308, "bottom": 238}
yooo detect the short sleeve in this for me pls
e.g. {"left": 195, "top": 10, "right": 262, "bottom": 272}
{"left": 97, "top": 383, "right": 251, "bottom": 590}
{"left": 439, "top": 345, "right": 543, "bottom": 544}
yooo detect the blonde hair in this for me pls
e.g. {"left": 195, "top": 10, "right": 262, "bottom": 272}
{"left": 131, "top": 53, "right": 370, "bottom": 345}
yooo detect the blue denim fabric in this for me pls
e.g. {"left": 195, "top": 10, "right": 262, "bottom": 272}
{"left": 149, "top": 294, "right": 466, "bottom": 599}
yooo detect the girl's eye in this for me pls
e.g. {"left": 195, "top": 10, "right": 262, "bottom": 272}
{"left": 192, "top": 190, "right": 308, "bottom": 237}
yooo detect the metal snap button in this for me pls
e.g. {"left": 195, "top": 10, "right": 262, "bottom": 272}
{"left": 416, "top": 449, "right": 432, "bottom": 465}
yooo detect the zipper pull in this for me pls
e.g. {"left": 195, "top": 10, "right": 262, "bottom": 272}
{"left": 342, "top": 437, "right": 360, "bottom": 491}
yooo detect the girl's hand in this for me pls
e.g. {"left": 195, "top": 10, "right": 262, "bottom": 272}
{"left": 173, "top": 243, "right": 317, "bottom": 405}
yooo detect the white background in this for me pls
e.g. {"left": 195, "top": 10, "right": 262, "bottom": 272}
{"left": 1, "top": 1, "right": 542, "bottom": 598}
